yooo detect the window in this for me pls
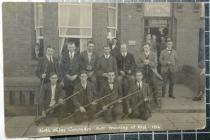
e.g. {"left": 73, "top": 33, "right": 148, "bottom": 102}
{"left": 33, "top": 3, "right": 44, "bottom": 60}
{"left": 107, "top": 3, "right": 118, "bottom": 39}
{"left": 58, "top": 3, "right": 92, "bottom": 53}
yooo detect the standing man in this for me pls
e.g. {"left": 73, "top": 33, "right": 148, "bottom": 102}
{"left": 39, "top": 73, "right": 65, "bottom": 125}
{"left": 71, "top": 71, "right": 97, "bottom": 124}
{"left": 60, "top": 41, "right": 80, "bottom": 112}
{"left": 159, "top": 39, "right": 177, "bottom": 99}
{"left": 116, "top": 43, "right": 136, "bottom": 113}
{"left": 80, "top": 41, "right": 98, "bottom": 84}
{"left": 96, "top": 45, "right": 118, "bottom": 89}
{"left": 138, "top": 44, "right": 160, "bottom": 108}
{"left": 100, "top": 72, "right": 123, "bottom": 123}
{"left": 127, "top": 70, "right": 152, "bottom": 120}
{"left": 36, "top": 45, "right": 60, "bottom": 84}
{"left": 110, "top": 38, "right": 120, "bottom": 57}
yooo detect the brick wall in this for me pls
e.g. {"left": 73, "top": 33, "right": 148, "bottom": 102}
{"left": 43, "top": 3, "right": 59, "bottom": 58}
{"left": 3, "top": 3, "right": 36, "bottom": 77}
{"left": 92, "top": 3, "right": 108, "bottom": 56}
{"left": 118, "top": 3, "right": 144, "bottom": 63}
{"left": 174, "top": 3, "right": 201, "bottom": 67}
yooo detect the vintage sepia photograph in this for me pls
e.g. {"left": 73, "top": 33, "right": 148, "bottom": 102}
{"left": 3, "top": 2, "right": 206, "bottom": 138}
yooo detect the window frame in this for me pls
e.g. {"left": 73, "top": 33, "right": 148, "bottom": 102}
{"left": 58, "top": 3, "right": 93, "bottom": 39}
{"left": 34, "top": 3, "right": 44, "bottom": 40}
{"left": 107, "top": 3, "right": 118, "bottom": 38}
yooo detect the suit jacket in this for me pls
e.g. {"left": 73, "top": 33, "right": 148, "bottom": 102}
{"left": 40, "top": 82, "right": 65, "bottom": 111}
{"left": 100, "top": 80, "right": 122, "bottom": 106}
{"left": 72, "top": 81, "right": 96, "bottom": 108}
{"left": 36, "top": 56, "right": 60, "bottom": 82}
{"left": 60, "top": 52, "right": 80, "bottom": 85}
{"left": 109, "top": 43, "right": 120, "bottom": 57}
{"left": 138, "top": 51, "right": 157, "bottom": 70}
{"left": 96, "top": 55, "right": 118, "bottom": 76}
{"left": 128, "top": 80, "right": 150, "bottom": 109}
{"left": 116, "top": 52, "right": 136, "bottom": 75}
{"left": 159, "top": 49, "right": 177, "bottom": 73}
{"left": 80, "top": 51, "right": 98, "bottom": 72}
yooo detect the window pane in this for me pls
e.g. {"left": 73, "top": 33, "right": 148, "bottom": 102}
{"left": 80, "top": 6, "right": 92, "bottom": 27}
{"left": 35, "top": 3, "right": 43, "bottom": 27}
{"left": 59, "top": 5, "right": 80, "bottom": 27}
{"left": 59, "top": 4, "right": 92, "bottom": 37}
{"left": 108, "top": 8, "right": 116, "bottom": 27}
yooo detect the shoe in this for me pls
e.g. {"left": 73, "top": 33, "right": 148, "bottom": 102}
{"left": 169, "top": 95, "right": 176, "bottom": 99}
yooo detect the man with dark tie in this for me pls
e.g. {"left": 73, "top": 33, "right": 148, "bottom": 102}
{"left": 39, "top": 73, "right": 65, "bottom": 125}
{"left": 138, "top": 44, "right": 160, "bottom": 108}
{"left": 60, "top": 41, "right": 80, "bottom": 113}
{"left": 100, "top": 72, "right": 123, "bottom": 123}
{"left": 80, "top": 41, "right": 98, "bottom": 84}
{"left": 116, "top": 43, "right": 136, "bottom": 114}
{"left": 36, "top": 46, "right": 60, "bottom": 84}
{"left": 159, "top": 39, "right": 178, "bottom": 99}
{"left": 109, "top": 38, "right": 120, "bottom": 57}
{"left": 96, "top": 45, "right": 118, "bottom": 89}
{"left": 127, "top": 70, "right": 152, "bottom": 120}
{"left": 71, "top": 71, "right": 97, "bottom": 124}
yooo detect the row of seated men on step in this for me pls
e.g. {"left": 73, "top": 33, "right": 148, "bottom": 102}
{"left": 36, "top": 38, "right": 177, "bottom": 125}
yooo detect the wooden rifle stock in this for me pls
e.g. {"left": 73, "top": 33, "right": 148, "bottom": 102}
{"left": 61, "top": 94, "right": 112, "bottom": 121}
{"left": 34, "top": 89, "right": 82, "bottom": 125}
{"left": 94, "top": 90, "right": 139, "bottom": 117}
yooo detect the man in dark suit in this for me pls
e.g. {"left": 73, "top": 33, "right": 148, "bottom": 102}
{"left": 116, "top": 43, "right": 136, "bottom": 114}
{"left": 127, "top": 70, "right": 152, "bottom": 120}
{"left": 36, "top": 46, "right": 60, "bottom": 84}
{"left": 60, "top": 41, "right": 80, "bottom": 113}
{"left": 39, "top": 73, "right": 65, "bottom": 125}
{"left": 80, "top": 41, "right": 98, "bottom": 84}
{"left": 159, "top": 40, "right": 177, "bottom": 99}
{"left": 109, "top": 38, "right": 120, "bottom": 57}
{"left": 100, "top": 72, "right": 123, "bottom": 123}
{"left": 71, "top": 71, "right": 97, "bottom": 124}
{"left": 96, "top": 45, "right": 118, "bottom": 89}
{"left": 138, "top": 44, "right": 160, "bottom": 108}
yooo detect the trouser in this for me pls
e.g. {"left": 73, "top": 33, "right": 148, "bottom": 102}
{"left": 41, "top": 106, "right": 65, "bottom": 125}
{"left": 73, "top": 105, "right": 97, "bottom": 124}
{"left": 162, "top": 70, "right": 175, "bottom": 97}
{"left": 102, "top": 103, "right": 124, "bottom": 123}
{"left": 143, "top": 68, "right": 159, "bottom": 107}
{"left": 129, "top": 101, "right": 152, "bottom": 121}
{"left": 117, "top": 75, "right": 135, "bottom": 114}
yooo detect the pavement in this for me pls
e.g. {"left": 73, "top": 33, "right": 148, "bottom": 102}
{"left": 5, "top": 84, "right": 206, "bottom": 138}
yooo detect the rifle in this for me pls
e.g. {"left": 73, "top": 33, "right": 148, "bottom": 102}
{"left": 61, "top": 94, "right": 112, "bottom": 122}
{"left": 34, "top": 89, "right": 82, "bottom": 125}
{"left": 94, "top": 89, "right": 139, "bottom": 117}
{"left": 36, "top": 59, "right": 48, "bottom": 120}
{"left": 122, "top": 98, "right": 150, "bottom": 119}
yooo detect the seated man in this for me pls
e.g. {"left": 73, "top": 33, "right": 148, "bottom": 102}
{"left": 71, "top": 71, "right": 97, "bottom": 124}
{"left": 100, "top": 72, "right": 123, "bottom": 123}
{"left": 80, "top": 41, "right": 98, "bottom": 84}
{"left": 127, "top": 70, "right": 152, "bottom": 121}
{"left": 96, "top": 45, "right": 118, "bottom": 90}
{"left": 39, "top": 73, "right": 65, "bottom": 125}
{"left": 116, "top": 43, "right": 136, "bottom": 114}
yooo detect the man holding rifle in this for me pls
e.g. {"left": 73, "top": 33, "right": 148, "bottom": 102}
{"left": 39, "top": 73, "right": 65, "bottom": 125}
{"left": 71, "top": 71, "right": 97, "bottom": 124}
{"left": 126, "top": 70, "right": 152, "bottom": 120}
{"left": 99, "top": 72, "right": 123, "bottom": 123}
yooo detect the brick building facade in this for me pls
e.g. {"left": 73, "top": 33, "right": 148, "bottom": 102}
{"left": 2, "top": 2, "right": 204, "bottom": 115}
{"left": 3, "top": 3, "right": 204, "bottom": 78}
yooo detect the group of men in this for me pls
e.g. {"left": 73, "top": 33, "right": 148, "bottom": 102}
{"left": 36, "top": 37, "right": 178, "bottom": 125}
